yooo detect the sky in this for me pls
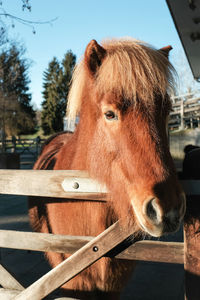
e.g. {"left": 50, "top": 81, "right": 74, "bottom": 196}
{"left": 1, "top": 0, "right": 195, "bottom": 109}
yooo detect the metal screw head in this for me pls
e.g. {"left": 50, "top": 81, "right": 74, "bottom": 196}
{"left": 73, "top": 182, "right": 79, "bottom": 189}
{"left": 93, "top": 246, "right": 98, "bottom": 252}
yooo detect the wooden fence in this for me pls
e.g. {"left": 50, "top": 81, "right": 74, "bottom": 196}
{"left": 0, "top": 170, "right": 199, "bottom": 299}
{"left": 0, "top": 137, "right": 45, "bottom": 157}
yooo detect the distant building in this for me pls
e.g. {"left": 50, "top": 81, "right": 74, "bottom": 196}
{"left": 169, "top": 92, "right": 200, "bottom": 130}
{"left": 63, "top": 116, "right": 79, "bottom": 132}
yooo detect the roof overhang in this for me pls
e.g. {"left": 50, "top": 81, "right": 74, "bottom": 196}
{"left": 166, "top": 0, "right": 200, "bottom": 81}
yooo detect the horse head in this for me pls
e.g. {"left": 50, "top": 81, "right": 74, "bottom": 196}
{"left": 67, "top": 38, "right": 186, "bottom": 237}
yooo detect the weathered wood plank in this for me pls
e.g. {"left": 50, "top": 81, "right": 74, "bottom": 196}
{"left": 0, "top": 288, "right": 19, "bottom": 300}
{"left": 184, "top": 196, "right": 200, "bottom": 300}
{"left": 116, "top": 240, "right": 184, "bottom": 264}
{"left": 14, "top": 220, "right": 135, "bottom": 300}
{"left": 0, "top": 263, "right": 24, "bottom": 291}
{"left": 0, "top": 289, "right": 76, "bottom": 300}
{"left": 0, "top": 230, "right": 93, "bottom": 253}
{"left": 0, "top": 230, "right": 184, "bottom": 264}
{"left": 0, "top": 170, "right": 200, "bottom": 200}
{"left": 0, "top": 170, "right": 107, "bottom": 201}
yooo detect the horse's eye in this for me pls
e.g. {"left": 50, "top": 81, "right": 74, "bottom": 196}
{"left": 104, "top": 111, "right": 118, "bottom": 120}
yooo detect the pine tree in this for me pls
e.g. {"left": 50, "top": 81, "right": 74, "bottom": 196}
{"left": 41, "top": 57, "right": 62, "bottom": 135}
{"left": 60, "top": 50, "right": 76, "bottom": 111}
{"left": 41, "top": 51, "right": 76, "bottom": 135}
{"left": 0, "top": 43, "right": 36, "bottom": 136}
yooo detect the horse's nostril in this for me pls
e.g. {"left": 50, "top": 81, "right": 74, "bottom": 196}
{"left": 145, "top": 198, "right": 161, "bottom": 224}
{"left": 146, "top": 201, "right": 157, "bottom": 220}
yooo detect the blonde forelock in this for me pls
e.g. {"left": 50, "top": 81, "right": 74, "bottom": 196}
{"left": 67, "top": 38, "right": 175, "bottom": 121}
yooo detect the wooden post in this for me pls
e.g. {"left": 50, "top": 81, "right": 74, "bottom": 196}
{"left": 12, "top": 136, "right": 17, "bottom": 153}
{"left": 190, "top": 117, "right": 193, "bottom": 129}
{"left": 1, "top": 130, "right": 6, "bottom": 153}
{"left": 35, "top": 136, "right": 41, "bottom": 157}
{"left": 180, "top": 98, "right": 184, "bottom": 130}
{"left": 198, "top": 117, "right": 200, "bottom": 128}
{"left": 184, "top": 196, "right": 200, "bottom": 300}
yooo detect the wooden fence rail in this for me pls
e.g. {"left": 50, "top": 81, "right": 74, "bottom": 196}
{"left": 0, "top": 169, "right": 200, "bottom": 199}
{"left": 0, "top": 170, "right": 107, "bottom": 200}
{"left": 0, "top": 169, "right": 199, "bottom": 299}
{"left": 0, "top": 229, "right": 184, "bottom": 264}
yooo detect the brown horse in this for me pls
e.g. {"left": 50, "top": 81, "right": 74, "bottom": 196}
{"left": 29, "top": 38, "right": 186, "bottom": 299}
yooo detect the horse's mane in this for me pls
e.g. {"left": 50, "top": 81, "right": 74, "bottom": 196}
{"left": 67, "top": 38, "right": 176, "bottom": 120}
{"left": 34, "top": 131, "right": 72, "bottom": 170}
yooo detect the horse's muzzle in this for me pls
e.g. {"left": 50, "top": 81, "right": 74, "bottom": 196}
{"left": 135, "top": 193, "right": 186, "bottom": 237}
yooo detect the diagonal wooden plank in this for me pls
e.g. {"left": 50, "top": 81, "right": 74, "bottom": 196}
{"left": 0, "top": 263, "right": 24, "bottom": 291}
{"left": 14, "top": 220, "right": 134, "bottom": 300}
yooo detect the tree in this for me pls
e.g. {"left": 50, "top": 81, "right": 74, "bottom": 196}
{"left": 60, "top": 51, "right": 76, "bottom": 112}
{"left": 0, "top": 0, "right": 57, "bottom": 141}
{"left": 172, "top": 49, "right": 200, "bottom": 96}
{"left": 0, "top": 43, "right": 36, "bottom": 136}
{"left": 41, "top": 57, "right": 62, "bottom": 135}
{"left": 41, "top": 51, "right": 76, "bottom": 135}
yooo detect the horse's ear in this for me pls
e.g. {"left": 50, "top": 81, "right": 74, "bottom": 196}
{"left": 159, "top": 45, "right": 173, "bottom": 58}
{"left": 84, "top": 40, "right": 106, "bottom": 75}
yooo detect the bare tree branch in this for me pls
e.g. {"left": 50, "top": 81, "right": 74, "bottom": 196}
{"left": 0, "top": 0, "right": 57, "bottom": 34}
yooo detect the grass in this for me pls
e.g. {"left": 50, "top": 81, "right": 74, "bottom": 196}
{"left": 19, "top": 128, "right": 49, "bottom": 140}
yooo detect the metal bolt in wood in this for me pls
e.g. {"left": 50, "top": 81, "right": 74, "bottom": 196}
{"left": 73, "top": 182, "right": 79, "bottom": 189}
